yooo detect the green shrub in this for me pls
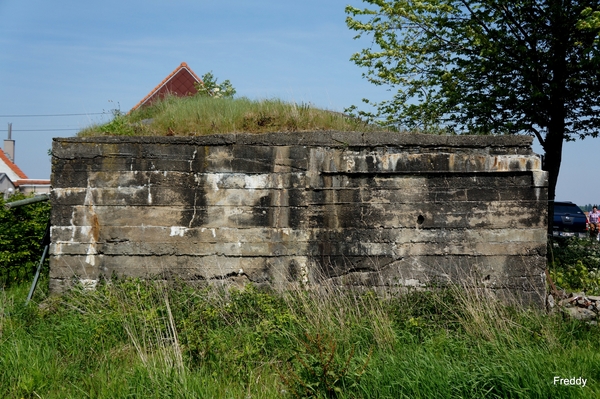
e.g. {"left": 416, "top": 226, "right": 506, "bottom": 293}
{"left": 0, "top": 194, "right": 50, "bottom": 288}
{"left": 279, "top": 332, "right": 372, "bottom": 398}
{"left": 548, "top": 238, "right": 600, "bottom": 294}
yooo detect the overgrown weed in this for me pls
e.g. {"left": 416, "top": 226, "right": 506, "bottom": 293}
{"left": 279, "top": 332, "right": 372, "bottom": 398}
{"left": 1, "top": 278, "right": 600, "bottom": 398}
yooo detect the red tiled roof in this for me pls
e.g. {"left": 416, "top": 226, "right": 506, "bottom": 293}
{"left": 130, "top": 62, "right": 203, "bottom": 112}
{"left": 0, "top": 150, "right": 28, "bottom": 180}
{"left": 14, "top": 179, "right": 51, "bottom": 187}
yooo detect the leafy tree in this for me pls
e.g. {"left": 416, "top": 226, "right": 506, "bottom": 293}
{"left": 0, "top": 194, "right": 50, "bottom": 288}
{"left": 346, "top": 0, "right": 600, "bottom": 208}
{"left": 195, "top": 71, "right": 236, "bottom": 98}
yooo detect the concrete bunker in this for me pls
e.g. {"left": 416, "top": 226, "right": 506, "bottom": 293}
{"left": 49, "top": 132, "right": 548, "bottom": 306}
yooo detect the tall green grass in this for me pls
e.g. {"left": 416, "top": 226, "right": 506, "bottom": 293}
{"left": 1, "top": 278, "right": 599, "bottom": 398}
{"left": 78, "top": 96, "right": 390, "bottom": 137}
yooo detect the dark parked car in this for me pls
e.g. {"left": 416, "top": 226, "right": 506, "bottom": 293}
{"left": 551, "top": 201, "right": 588, "bottom": 238}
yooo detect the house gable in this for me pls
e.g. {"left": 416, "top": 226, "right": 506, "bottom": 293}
{"left": 130, "top": 62, "right": 203, "bottom": 112}
{"left": 0, "top": 150, "right": 28, "bottom": 181}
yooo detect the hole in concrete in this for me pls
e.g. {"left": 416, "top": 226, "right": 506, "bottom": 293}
{"left": 417, "top": 214, "right": 425, "bottom": 225}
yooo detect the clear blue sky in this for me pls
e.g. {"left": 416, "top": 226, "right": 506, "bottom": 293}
{"left": 0, "top": 0, "right": 598, "bottom": 206}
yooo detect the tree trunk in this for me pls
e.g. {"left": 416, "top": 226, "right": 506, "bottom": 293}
{"left": 543, "top": 123, "right": 564, "bottom": 235}
{"left": 543, "top": 90, "right": 566, "bottom": 238}
{"left": 543, "top": 127, "right": 563, "bottom": 204}
{"left": 545, "top": 0, "right": 567, "bottom": 235}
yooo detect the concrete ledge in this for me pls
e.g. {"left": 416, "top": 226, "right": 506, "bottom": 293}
{"left": 53, "top": 131, "right": 534, "bottom": 151}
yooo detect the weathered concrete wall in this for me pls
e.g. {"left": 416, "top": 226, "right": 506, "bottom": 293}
{"left": 50, "top": 132, "right": 548, "bottom": 305}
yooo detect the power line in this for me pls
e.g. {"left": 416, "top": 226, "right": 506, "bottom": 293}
{"left": 0, "top": 112, "right": 108, "bottom": 118}
{"left": 0, "top": 111, "right": 110, "bottom": 132}
{"left": 3, "top": 128, "right": 81, "bottom": 132}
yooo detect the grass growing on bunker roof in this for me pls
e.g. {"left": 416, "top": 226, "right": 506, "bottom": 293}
{"left": 78, "top": 95, "right": 391, "bottom": 137}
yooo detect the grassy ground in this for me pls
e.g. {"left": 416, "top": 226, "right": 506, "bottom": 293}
{"left": 1, "top": 278, "right": 599, "bottom": 398}
{"left": 77, "top": 96, "right": 391, "bottom": 137}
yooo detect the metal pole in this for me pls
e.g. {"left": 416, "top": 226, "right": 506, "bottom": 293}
{"left": 26, "top": 244, "right": 48, "bottom": 305}
{"left": 5, "top": 194, "right": 49, "bottom": 209}
{"left": 25, "top": 219, "right": 51, "bottom": 304}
